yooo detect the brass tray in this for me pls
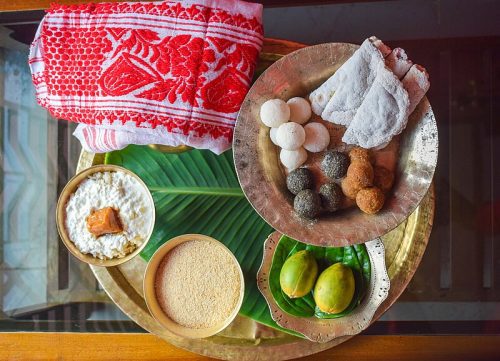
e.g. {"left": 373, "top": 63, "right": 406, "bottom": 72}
{"left": 74, "top": 40, "right": 435, "bottom": 360}
{"left": 76, "top": 150, "right": 434, "bottom": 361}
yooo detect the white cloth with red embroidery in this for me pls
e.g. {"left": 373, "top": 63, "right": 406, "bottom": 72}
{"left": 29, "top": 0, "right": 263, "bottom": 154}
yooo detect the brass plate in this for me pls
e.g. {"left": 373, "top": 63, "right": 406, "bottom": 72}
{"left": 258, "top": 234, "right": 390, "bottom": 343}
{"left": 77, "top": 149, "right": 434, "bottom": 360}
{"left": 233, "top": 43, "right": 438, "bottom": 247}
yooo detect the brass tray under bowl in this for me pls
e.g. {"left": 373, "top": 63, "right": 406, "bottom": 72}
{"left": 77, "top": 150, "right": 434, "bottom": 360}
{"left": 233, "top": 43, "right": 438, "bottom": 247}
{"left": 74, "top": 41, "right": 435, "bottom": 360}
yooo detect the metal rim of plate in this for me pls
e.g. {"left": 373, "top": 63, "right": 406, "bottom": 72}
{"left": 73, "top": 44, "right": 436, "bottom": 360}
{"left": 233, "top": 42, "right": 438, "bottom": 247}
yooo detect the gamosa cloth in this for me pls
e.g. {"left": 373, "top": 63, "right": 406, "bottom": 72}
{"left": 29, "top": 0, "right": 263, "bottom": 154}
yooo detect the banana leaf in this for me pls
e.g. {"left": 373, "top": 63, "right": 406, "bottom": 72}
{"left": 269, "top": 235, "right": 371, "bottom": 319}
{"left": 105, "top": 145, "right": 283, "bottom": 330}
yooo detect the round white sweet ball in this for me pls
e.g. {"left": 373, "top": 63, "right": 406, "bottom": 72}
{"left": 287, "top": 97, "right": 312, "bottom": 124}
{"left": 270, "top": 127, "right": 279, "bottom": 145}
{"left": 280, "top": 147, "right": 307, "bottom": 170}
{"left": 276, "top": 122, "right": 306, "bottom": 150}
{"left": 260, "top": 99, "right": 290, "bottom": 128}
{"left": 303, "top": 122, "right": 330, "bottom": 152}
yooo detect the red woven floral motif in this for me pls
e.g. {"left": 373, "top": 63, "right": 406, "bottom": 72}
{"left": 30, "top": 0, "right": 263, "bottom": 153}
{"left": 41, "top": 26, "right": 113, "bottom": 97}
{"left": 100, "top": 53, "right": 161, "bottom": 96}
{"left": 201, "top": 68, "right": 247, "bottom": 113}
{"left": 100, "top": 31, "right": 216, "bottom": 107}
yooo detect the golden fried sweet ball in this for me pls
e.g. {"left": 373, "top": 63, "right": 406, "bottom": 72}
{"left": 346, "top": 161, "right": 374, "bottom": 189}
{"left": 356, "top": 187, "right": 385, "bottom": 214}
{"left": 341, "top": 177, "right": 362, "bottom": 200}
{"left": 373, "top": 166, "right": 394, "bottom": 193}
{"left": 349, "top": 147, "right": 371, "bottom": 164}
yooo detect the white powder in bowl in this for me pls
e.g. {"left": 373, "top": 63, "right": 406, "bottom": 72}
{"left": 65, "top": 171, "right": 153, "bottom": 259}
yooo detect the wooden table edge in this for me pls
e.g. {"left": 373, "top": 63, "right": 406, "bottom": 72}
{"left": 1, "top": 333, "right": 499, "bottom": 360}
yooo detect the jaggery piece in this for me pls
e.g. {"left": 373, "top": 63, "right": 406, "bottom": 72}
{"left": 373, "top": 166, "right": 395, "bottom": 193}
{"left": 86, "top": 207, "right": 123, "bottom": 237}
{"left": 346, "top": 161, "right": 374, "bottom": 188}
{"left": 356, "top": 187, "right": 385, "bottom": 214}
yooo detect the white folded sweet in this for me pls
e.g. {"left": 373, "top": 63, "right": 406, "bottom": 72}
{"left": 385, "top": 48, "right": 413, "bottom": 79}
{"left": 342, "top": 63, "right": 410, "bottom": 149}
{"left": 309, "top": 36, "right": 430, "bottom": 150}
{"left": 319, "top": 37, "right": 390, "bottom": 126}
{"left": 401, "top": 64, "right": 430, "bottom": 115}
{"left": 309, "top": 36, "right": 390, "bottom": 120}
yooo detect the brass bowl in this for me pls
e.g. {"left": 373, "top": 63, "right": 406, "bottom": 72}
{"left": 233, "top": 43, "right": 438, "bottom": 247}
{"left": 143, "top": 234, "right": 245, "bottom": 339}
{"left": 56, "top": 164, "right": 155, "bottom": 267}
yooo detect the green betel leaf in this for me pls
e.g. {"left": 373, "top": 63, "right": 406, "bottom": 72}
{"left": 269, "top": 235, "right": 371, "bottom": 319}
{"left": 105, "top": 145, "right": 277, "bottom": 327}
{"left": 352, "top": 243, "right": 371, "bottom": 303}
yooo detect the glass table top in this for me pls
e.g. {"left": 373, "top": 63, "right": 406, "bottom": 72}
{"left": 0, "top": 0, "right": 499, "bottom": 334}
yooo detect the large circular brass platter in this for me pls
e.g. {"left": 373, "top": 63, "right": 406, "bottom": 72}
{"left": 77, "top": 149, "right": 434, "bottom": 360}
{"left": 74, "top": 40, "right": 435, "bottom": 360}
{"left": 233, "top": 43, "right": 438, "bottom": 247}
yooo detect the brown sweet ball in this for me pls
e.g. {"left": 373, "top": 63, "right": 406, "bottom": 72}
{"left": 373, "top": 166, "right": 395, "bottom": 193}
{"left": 356, "top": 187, "right": 385, "bottom": 214}
{"left": 346, "top": 161, "right": 374, "bottom": 188}
{"left": 341, "top": 177, "right": 362, "bottom": 200}
{"left": 349, "top": 147, "right": 371, "bottom": 164}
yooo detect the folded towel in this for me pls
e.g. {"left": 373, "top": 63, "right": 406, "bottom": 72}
{"left": 29, "top": 0, "right": 264, "bottom": 154}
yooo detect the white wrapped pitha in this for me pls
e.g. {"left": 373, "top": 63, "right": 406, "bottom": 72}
{"left": 402, "top": 64, "right": 430, "bottom": 114}
{"left": 342, "top": 63, "right": 410, "bottom": 149}
{"left": 320, "top": 37, "right": 389, "bottom": 126}
{"left": 385, "top": 48, "right": 413, "bottom": 79}
{"left": 309, "top": 36, "right": 390, "bottom": 118}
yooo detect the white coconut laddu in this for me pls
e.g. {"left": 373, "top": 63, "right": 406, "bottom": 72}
{"left": 276, "top": 122, "right": 306, "bottom": 150}
{"left": 260, "top": 99, "right": 290, "bottom": 128}
{"left": 259, "top": 96, "right": 313, "bottom": 169}
{"left": 342, "top": 63, "right": 429, "bottom": 149}
{"left": 287, "top": 97, "right": 311, "bottom": 124}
